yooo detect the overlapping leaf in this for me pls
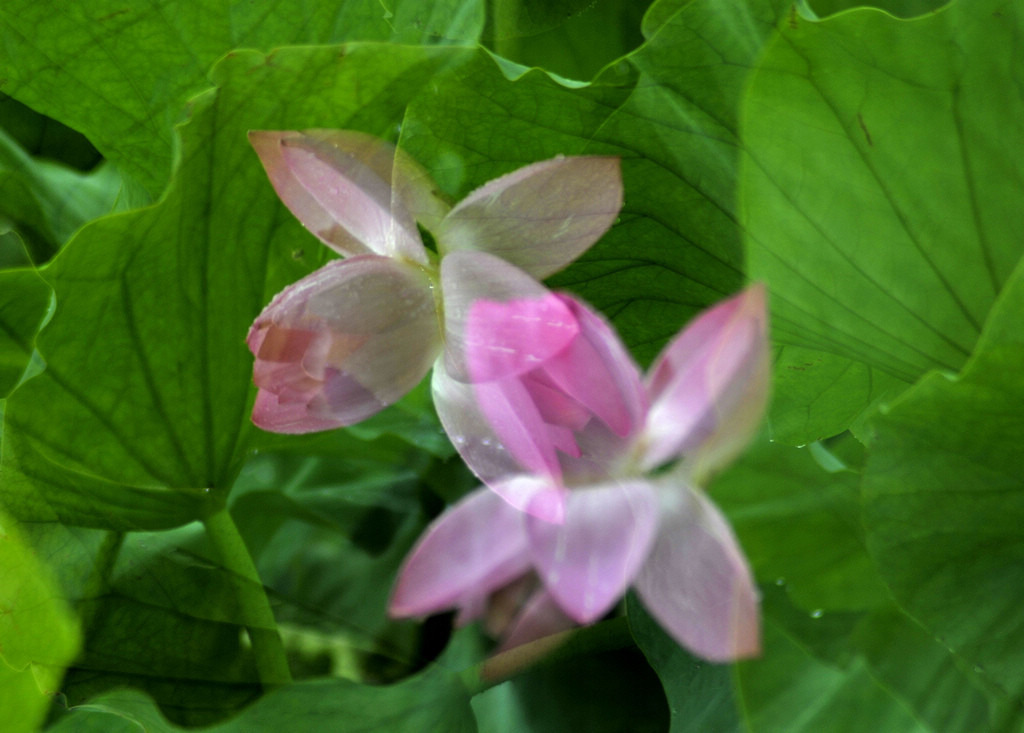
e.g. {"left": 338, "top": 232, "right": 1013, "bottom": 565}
{"left": 863, "top": 256, "right": 1024, "bottom": 706}
{"left": 0, "top": 0, "right": 483, "bottom": 195}
{"left": 0, "top": 45, "right": 472, "bottom": 530}
{"left": 0, "top": 511, "right": 81, "bottom": 733}
{"left": 742, "top": 0, "right": 1024, "bottom": 382}
{"left": 0, "top": 127, "right": 130, "bottom": 263}
{"left": 48, "top": 670, "right": 476, "bottom": 733}
{"left": 769, "top": 347, "right": 907, "bottom": 445}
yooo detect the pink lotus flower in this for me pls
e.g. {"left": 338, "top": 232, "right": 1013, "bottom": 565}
{"left": 246, "top": 130, "right": 622, "bottom": 432}
{"left": 390, "top": 285, "right": 769, "bottom": 662}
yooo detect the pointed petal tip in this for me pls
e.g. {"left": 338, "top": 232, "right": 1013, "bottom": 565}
{"left": 738, "top": 281, "right": 768, "bottom": 325}
{"left": 247, "top": 130, "right": 295, "bottom": 158}
{"left": 641, "top": 282, "right": 771, "bottom": 470}
{"left": 247, "top": 129, "right": 279, "bottom": 144}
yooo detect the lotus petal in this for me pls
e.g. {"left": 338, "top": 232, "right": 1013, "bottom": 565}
{"left": 248, "top": 256, "right": 440, "bottom": 431}
{"left": 389, "top": 488, "right": 532, "bottom": 618}
{"left": 537, "top": 295, "right": 647, "bottom": 440}
{"left": 441, "top": 250, "right": 571, "bottom": 380}
{"left": 642, "top": 284, "right": 770, "bottom": 473}
{"left": 527, "top": 480, "right": 659, "bottom": 623}
{"left": 438, "top": 156, "right": 622, "bottom": 279}
{"left": 249, "top": 130, "right": 434, "bottom": 263}
{"left": 633, "top": 482, "right": 760, "bottom": 662}
{"left": 465, "top": 295, "right": 578, "bottom": 382}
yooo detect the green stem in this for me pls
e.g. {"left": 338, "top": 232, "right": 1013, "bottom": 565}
{"left": 203, "top": 505, "right": 292, "bottom": 688}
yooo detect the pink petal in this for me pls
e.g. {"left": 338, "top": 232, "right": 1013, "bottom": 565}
{"left": 248, "top": 256, "right": 440, "bottom": 431}
{"left": 465, "top": 374, "right": 567, "bottom": 480}
{"left": 441, "top": 251, "right": 569, "bottom": 382}
{"left": 464, "top": 295, "right": 578, "bottom": 382}
{"left": 527, "top": 481, "right": 660, "bottom": 624}
{"left": 438, "top": 157, "right": 623, "bottom": 279}
{"left": 489, "top": 475, "right": 565, "bottom": 522}
{"left": 389, "top": 488, "right": 532, "bottom": 618}
{"left": 431, "top": 363, "right": 528, "bottom": 484}
{"left": 249, "top": 130, "right": 431, "bottom": 263}
{"left": 633, "top": 482, "right": 760, "bottom": 662}
{"left": 642, "top": 284, "right": 770, "bottom": 473}
{"left": 433, "top": 365, "right": 571, "bottom": 518}
{"left": 251, "top": 388, "right": 348, "bottom": 434}
{"left": 496, "top": 588, "right": 578, "bottom": 652}
{"left": 537, "top": 295, "right": 647, "bottom": 440}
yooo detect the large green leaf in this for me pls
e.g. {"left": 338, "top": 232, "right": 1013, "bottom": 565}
{"left": 712, "top": 436, "right": 890, "bottom": 612}
{"left": 0, "top": 0, "right": 483, "bottom": 195}
{"left": 862, "top": 256, "right": 1024, "bottom": 705}
{"left": 735, "top": 598, "right": 928, "bottom": 732}
{"left": 851, "top": 609, "right": 995, "bottom": 732}
{"left": 743, "top": 0, "right": 1024, "bottom": 382}
{"left": 0, "top": 44, "right": 472, "bottom": 530}
{"left": 47, "top": 668, "right": 476, "bottom": 733}
{"left": 769, "top": 346, "right": 907, "bottom": 446}
{"left": 561, "top": 0, "right": 787, "bottom": 363}
{"left": 0, "top": 510, "right": 81, "bottom": 733}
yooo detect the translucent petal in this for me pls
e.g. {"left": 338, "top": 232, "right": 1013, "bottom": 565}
{"left": 250, "top": 387, "right": 347, "bottom": 434}
{"left": 489, "top": 475, "right": 564, "bottom": 522}
{"left": 249, "top": 130, "right": 431, "bottom": 263}
{"left": 642, "top": 284, "right": 770, "bottom": 473}
{"left": 464, "top": 295, "right": 578, "bottom": 382}
{"left": 431, "top": 363, "right": 526, "bottom": 483}
{"left": 464, "top": 374, "right": 565, "bottom": 480}
{"left": 527, "top": 480, "right": 660, "bottom": 623}
{"left": 633, "top": 482, "right": 760, "bottom": 662}
{"left": 438, "top": 156, "right": 622, "bottom": 279}
{"left": 248, "top": 256, "right": 440, "bottom": 431}
{"left": 537, "top": 295, "right": 647, "bottom": 440}
{"left": 389, "top": 488, "right": 531, "bottom": 618}
{"left": 440, "top": 250, "right": 560, "bottom": 381}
